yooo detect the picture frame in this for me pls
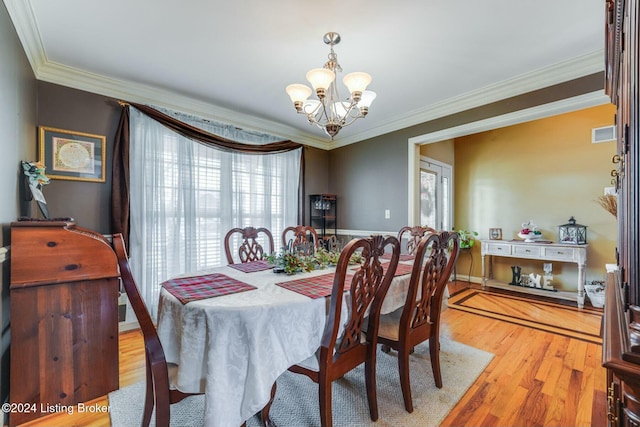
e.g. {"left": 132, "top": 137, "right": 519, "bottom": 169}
{"left": 489, "top": 227, "right": 502, "bottom": 240}
{"left": 38, "top": 126, "right": 106, "bottom": 183}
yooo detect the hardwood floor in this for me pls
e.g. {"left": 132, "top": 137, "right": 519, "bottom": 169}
{"left": 17, "top": 282, "right": 607, "bottom": 426}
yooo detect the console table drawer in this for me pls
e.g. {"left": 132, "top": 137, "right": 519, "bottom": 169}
{"left": 513, "top": 245, "right": 541, "bottom": 257}
{"left": 485, "top": 242, "right": 511, "bottom": 255}
{"left": 541, "top": 247, "right": 576, "bottom": 261}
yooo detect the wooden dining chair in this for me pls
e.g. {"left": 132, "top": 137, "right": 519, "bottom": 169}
{"left": 397, "top": 225, "right": 437, "bottom": 256}
{"left": 375, "top": 230, "right": 460, "bottom": 413}
{"left": 286, "top": 234, "right": 401, "bottom": 427}
{"left": 112, "top": 234, "right": 216, "bottom": 427}
{"left": 224, "top": 226, "right": 274, "bottom": 264}
{"left": 281, "top": 225, "right": 319, "bottom": 254}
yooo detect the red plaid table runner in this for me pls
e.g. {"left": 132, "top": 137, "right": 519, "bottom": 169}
{"left": 162, "top": 273, "right": 256, "bottom": 304}
{"left": 276, "top": 273, "right": 353, "bottom": 299}
{"left": 381, "top": 253, "right": 415, "bottom": 262}
{"left": 228, "top": 260, "right": 273, "bottom": 273}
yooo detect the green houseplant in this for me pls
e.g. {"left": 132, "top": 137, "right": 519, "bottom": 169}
{"left": 456, "top": 229, "right": 479, "bottom": 249}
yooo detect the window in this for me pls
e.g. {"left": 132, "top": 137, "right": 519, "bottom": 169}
{"left": 128, "top": 108, "right": 300, "bottom": 316}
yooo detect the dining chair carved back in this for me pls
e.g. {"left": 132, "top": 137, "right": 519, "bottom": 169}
{"left": 112, "top": 234, "right": 218, "bottom": 427}
{"left": 224, "top": 226, "right": 274, "bottom": 264}
{"left": 286, "top": 234, "right": 401, "bottom": 427}
{"left": 281, "top": 225, "right": 319, "bottom": 255}
{"left": 397, "top": 225, "right": 437, "bottom": 256}
{"left": 375, "top": 230, "right": 460, "bottom": 413}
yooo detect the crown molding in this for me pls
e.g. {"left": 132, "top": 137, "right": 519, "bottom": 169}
{"left": 5, "top": 0, "right": 605, "bottom": 151}
{"left": 331, "top": 50, "right": 605, "bottom": 149}
{"left": 35, "top": 61, "right": 333, "bottom": 150}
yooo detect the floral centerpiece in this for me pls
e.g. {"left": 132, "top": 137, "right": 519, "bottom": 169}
{"left": 266, "top": 244, "right": 363, "bottom": 275}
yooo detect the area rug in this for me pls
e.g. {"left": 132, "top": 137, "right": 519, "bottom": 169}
{"left": 109, "top": 337, "right": 493, "bottom": 427}
{"left": 448, "top": 289, "right": 602, "bottom": 344}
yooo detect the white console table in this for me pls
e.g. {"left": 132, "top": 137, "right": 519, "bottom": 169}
{"left": 480, "top": 239, "right": 588, "bottom": 308}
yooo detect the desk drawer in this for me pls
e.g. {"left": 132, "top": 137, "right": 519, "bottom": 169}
{"left": 485, "top": 242, "right": 511, "bottom": 255}
{"left": 513, "top": 245, "right": 541, "bottom": 257}
{"left": 541, "top": 247, "right": 575, "bottom": 260}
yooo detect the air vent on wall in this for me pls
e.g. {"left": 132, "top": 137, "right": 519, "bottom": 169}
{"left": 592, "top": 125, "right": 616, "bottom": 143}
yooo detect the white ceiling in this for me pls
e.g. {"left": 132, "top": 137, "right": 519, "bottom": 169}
{"left": 4, "top": 0, "right": 606, "bottom": 149}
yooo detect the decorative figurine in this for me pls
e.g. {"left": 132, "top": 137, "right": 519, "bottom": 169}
{"left": 510, "top": 266, "right": 522, "bottom": 286}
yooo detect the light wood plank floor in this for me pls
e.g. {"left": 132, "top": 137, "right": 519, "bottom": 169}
{"left": 17, "top": 282, "right": 607, "bottom": 426}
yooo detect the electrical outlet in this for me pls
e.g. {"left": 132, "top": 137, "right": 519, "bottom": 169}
{"left": 385, "top": 209, "right": 390, "bottom": 219}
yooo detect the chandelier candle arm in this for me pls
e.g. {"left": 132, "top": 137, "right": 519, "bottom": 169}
{"left": 285, "top": 32, "right": 375, "bottom": 139}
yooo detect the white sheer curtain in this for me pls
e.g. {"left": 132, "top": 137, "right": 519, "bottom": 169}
{"left": 129, "top": 107, "right": 301, "bottom": 316}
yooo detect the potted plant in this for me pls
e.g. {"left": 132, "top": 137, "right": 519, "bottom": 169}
{"left": 455, "top": 229, "right": 479, "bottom": 249}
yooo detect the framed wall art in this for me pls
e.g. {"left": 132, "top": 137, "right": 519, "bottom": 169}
{"left": 38, "top": 126, "right": 106, "bottom": 183}
{"left": 489, "top": 227, "right": 502, "bottom": 240}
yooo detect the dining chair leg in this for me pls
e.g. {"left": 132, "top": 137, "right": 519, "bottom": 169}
{"left": 365, "top": 354, "right": 379, "bottom": 421}
{"left": 398, "top": 347, "right": 414, "bottom": 413}
{"left": 143, "top": 354, "right": 154, "bottom": 427}
{"left": 318, "top": 376, "right": 332, "bottom": 427}
{"left": 260, "top": 382, "right": 278, "bottom": 427}
{"left": 430, "top": 335, "right": 443, "bottom": 388}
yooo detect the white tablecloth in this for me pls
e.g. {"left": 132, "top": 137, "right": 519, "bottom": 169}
{"left": 156, "top": 262, "right": 417, "bottom": 427}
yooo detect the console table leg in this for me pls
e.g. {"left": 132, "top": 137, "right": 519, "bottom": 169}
{"left": 481, "top": 254, "right": 487, "bottom": 289}
{"left": 577, "top": 263, "right": 586, "bottom": 309}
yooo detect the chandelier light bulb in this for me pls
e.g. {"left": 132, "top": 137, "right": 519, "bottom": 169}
{"left": 343, "top": 72, "right": 372, "bottom": 100}
{"left": 358, "top": 90, "right": 377, "bottom": 108}
{"left": 306, "top": 68, "right": 336, "bottom": 98}
{"left": 285, "top": 84, "right": 312, "bottom": 111}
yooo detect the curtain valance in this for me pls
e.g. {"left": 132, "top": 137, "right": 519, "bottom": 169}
{"left": 111, "top": 102, "right": 305, "bottom": 246}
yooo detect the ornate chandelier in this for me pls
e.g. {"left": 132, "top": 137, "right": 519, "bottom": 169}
{"left": 285, "top": 32, "right": 376, "bottom": 139}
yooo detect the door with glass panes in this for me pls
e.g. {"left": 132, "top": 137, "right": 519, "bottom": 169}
{"left": 419, "top": 157, "right": 452, "bottom": 231}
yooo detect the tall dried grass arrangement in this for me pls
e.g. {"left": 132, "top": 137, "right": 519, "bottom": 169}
{"left": 596, "top": 194, "right": 617, "bottom": 218}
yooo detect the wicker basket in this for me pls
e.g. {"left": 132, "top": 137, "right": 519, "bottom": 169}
{"left": 585, "top": 282, "right": 605, "bottom": 308}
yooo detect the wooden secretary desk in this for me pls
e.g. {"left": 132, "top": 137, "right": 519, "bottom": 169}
{"left": 602, "top": 0, "right": 640, "bottom": 425}
{"left": 9, "top": 219, "right": 120, "bottom": 426}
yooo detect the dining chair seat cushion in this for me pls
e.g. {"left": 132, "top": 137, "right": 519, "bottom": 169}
{"left": 375, "top": 308, "right": 403, "bottom": 341}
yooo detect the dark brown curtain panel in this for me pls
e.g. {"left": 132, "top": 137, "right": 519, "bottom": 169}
{"left": 111, "top": 102, "right": 305, "bottom": 247}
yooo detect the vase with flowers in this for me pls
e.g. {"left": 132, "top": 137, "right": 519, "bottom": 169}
{"left": 21, "top": 161, "right": 50, "bottom": 218}
{"left": 518, "top": 220, "right": 543, "bottom": 242}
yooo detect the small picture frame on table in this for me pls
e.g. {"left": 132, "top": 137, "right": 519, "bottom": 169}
{"left": 39, "top": 126, "right": 106, "bottom": 183}
{"left": 489, "top": 228, "right": 502, "bottom": 240}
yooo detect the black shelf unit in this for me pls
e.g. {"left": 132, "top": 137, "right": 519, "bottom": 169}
{"left": 309, "top": 194, "right": 337, "bottom": 247}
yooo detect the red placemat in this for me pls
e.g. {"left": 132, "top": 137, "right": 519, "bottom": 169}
{"left": 228, "top": 260, "right": 273, "bottom": 273}
{"left": 394, "top": 262, "right": 415, "bottom": 276}
{"left": 381, "top": 253, "right": 415, "bottom": 262}
{"left": 276, "top": 273, "right": 354, "bottom": 299}
{"left": 162, "top": 273, "right": 256, "bottom": 304}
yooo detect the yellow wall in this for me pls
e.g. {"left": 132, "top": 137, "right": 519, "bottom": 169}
{"left": 420, "top": 138, "right": 455, "bottom": 164}
{"left": 452, "top": 103, "right": 617, "bottom": 292}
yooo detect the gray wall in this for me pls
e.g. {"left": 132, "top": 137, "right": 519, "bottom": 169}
{"left": 303, "top": 146, "right": 330, "bottom": 222}
{"left": 0, "top": 1, "right": 37, "bottom": 406}
{"left": 37, "top": 82, "right": 121, "bottom": 233}
{"left": 328, "top": 73, "right": 605, "bottom": 233}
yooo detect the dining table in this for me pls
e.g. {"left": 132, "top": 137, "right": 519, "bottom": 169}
{"left": 155, "top": 254, "right": 430, "bottom": 427}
